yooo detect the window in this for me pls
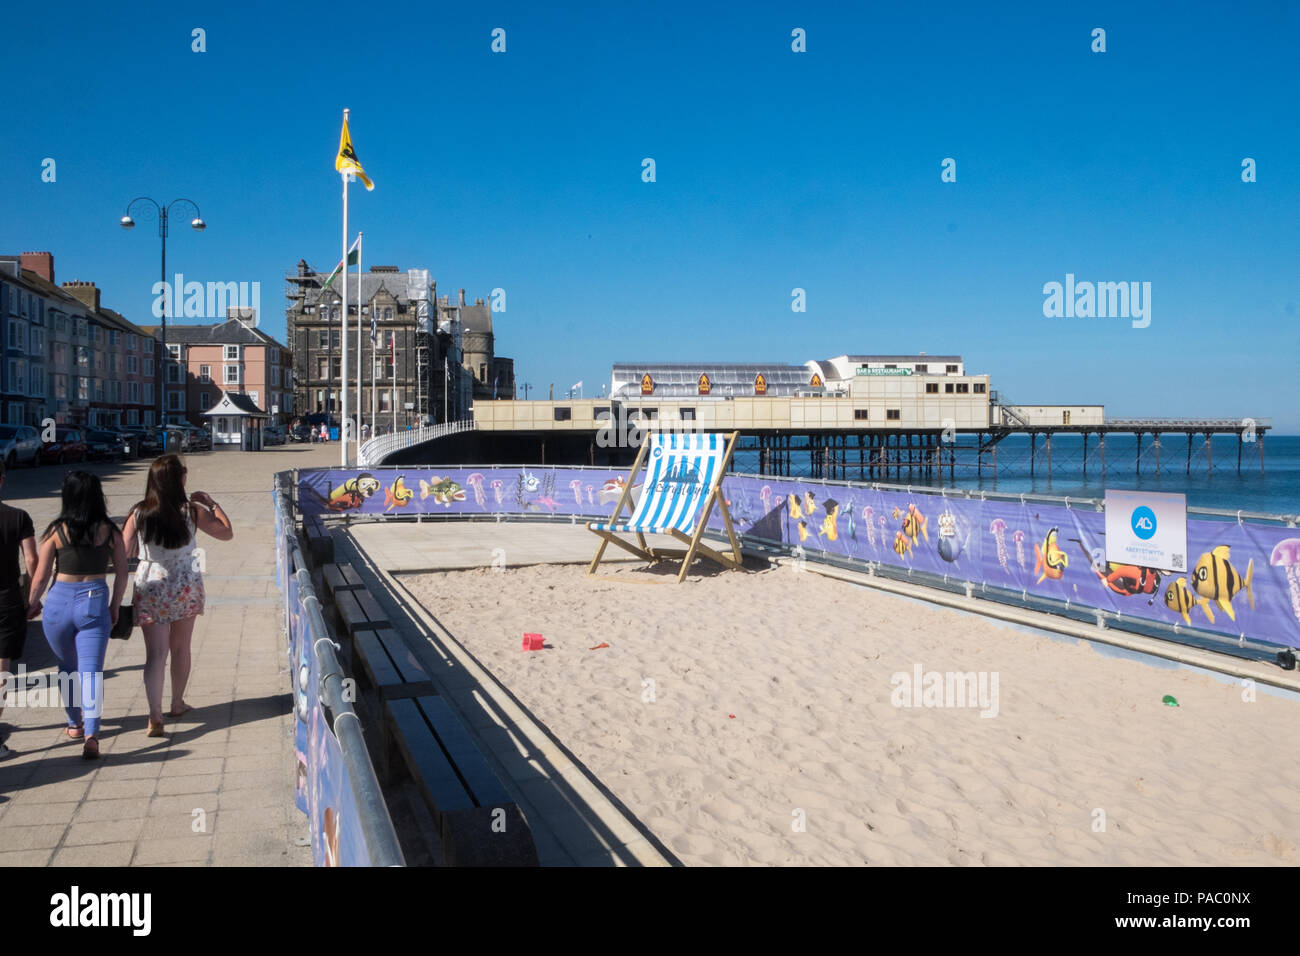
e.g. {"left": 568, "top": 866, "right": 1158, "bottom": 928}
{"left": 374, "top": 356, "right": 386, "bottom": 376}
{"left": 109, "top": 353, "right": 117, "bottom": 373}
{"left": 143, "top": 383, "right": 154, "bottom": 404}
{"left": 167, "top": 391, "right": 183, "bottom": 410}
{"left": 144, "top": 411, "right": 155, "bottom": 426}
{"left": 128, "top": 382, "right": 139, "bottom": 403}
{"left": 55, "top": 315, "right": 67, "bottom": 333}
{"left": 90, "top": 326, "right": 100, "bottom": 344}
{"left": 331, "top": 330, "right": 340, "bottom": 348}
{"left": 956, "top": 383, "right": 969, "bottom": 394}
{"left": 884, "top": 364, "right": 897, "bottom": 369}
{"left": 945, "top": 364, "right": 959, "bottom": 374}
{"left": 854, "top": 409, "right": 870, "bottom": 420}
{"left": 144, "top": 358, "right": 154, "bottom": 376}
{"left": 914, "top": 364, "right": 927, "bottom": 373}
{"left": 224, "top": 365, "right": 241, "bottom": 385}
{"left": 925, "top": 382, "right": 939, "bottom": 394}
{"left": 593, "top": 407, "right": 611, "bottom": 421}
{"left": 127, "top": 354, "right": 139, "bottom": 374}
{"left": 318, "top": 358, "right": 329, "bottom": 379}
{"left": 553, "top": 407, "right": 572, "bottom": 421}
{"left": 7, "top": 361, "right": 24, "bottom": 392}
{"left": 332, "top": 357, "right": 341, "bottom": 377}
{"left": 224, "top": 345, "right": 240, "bottom": 361}
{"left": 478, "top": 363, "right": 487, "bottom": 381}
{"left": 110, "top": 381, "right": 120, "bottom": 402}
{"left": 32, "top": 328, "right": 45, "bottom": 354}
{"left": 55, "top": 374, "right": 68, "bottom": 400}
{"left": 384, "top": 308, "right": 393, "bottom": 321}
{"left": 679, "top": 408, "right": 696, "bottom": 420}
{"left": 30, "top": 366, "right": 44, "bottom": 397}
{"left": 318, "top": 330, "right": 329, "bottom": 348}
{"left": 7, "top": 320, "right": 25, "bottom": 351}
{"left": 270, "top": 365, "right": 279, "bottom": 386}
{"left": 166, "top": 364, "right": 181, "bottom": 384}
{"left": 886, "top": 409, "right": 901, "bottom": 420}
{"left": 54, "top": 343, "right": 67, "bottom": 367}
{"left": 974, "top": 383, "right": 986, "bottom": 394}
{"left": 127, "top": 409, "right": 139, "bottom": 425}
{"left": 199, "top": 364, "right": 211, "bottom": 382}
{"left": 6, "top": 403, "right": 21, "bottom": 425}
{"left": 945, "top": 383, "right": 954, "bottom": 394}
{"left": 109, "top": 331, "right": 118, "bottom": 346}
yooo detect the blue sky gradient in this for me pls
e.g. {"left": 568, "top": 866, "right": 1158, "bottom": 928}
{"left": 2, "top": 1, "right": 1296, "bottom": 426}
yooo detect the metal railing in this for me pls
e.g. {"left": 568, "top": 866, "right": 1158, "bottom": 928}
{"left": 1103, "top": 418, "right": 1272, "bottom": 429}
{"left": 358, "top": 419, "right": 476, "bottom": 467}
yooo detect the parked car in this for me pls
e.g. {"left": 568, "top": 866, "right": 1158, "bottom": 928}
{"left": 264, "top": 425, "right": 286, "bottom": 446}
{"left": 189, "top": 428, "right": 212, "bottom": 451}
{"left": 121, "top": 424, "right": 159, "bottom": 456}
{"left": 289, "top": 422, "right": 313, "bottom": 443}
{"left": 40, "top": 428, "right": 88, "bottom": 465}
{"left": 0, "top": 424, "right": 43, "bottom": 469}
{"left": 85, "top": 430, "right": 126, "bottom": 462}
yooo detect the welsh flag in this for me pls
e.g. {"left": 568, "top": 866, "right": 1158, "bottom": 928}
{"left": 321, "top": 234, "right": 360, "bottom": 294}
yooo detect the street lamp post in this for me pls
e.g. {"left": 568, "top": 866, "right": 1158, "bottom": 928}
{"left": 121, "top": 197, "right": 205, "bottom": 448}
{"left": 520, "top": 382, "right": 532, "bottom": 400}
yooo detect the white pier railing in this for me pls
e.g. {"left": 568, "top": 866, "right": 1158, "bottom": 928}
{"left": 357, "top": 420, "right": 476, "bottom": 467}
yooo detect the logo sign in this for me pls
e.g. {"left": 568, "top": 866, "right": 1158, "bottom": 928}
{"left": 855, "top": 367, "right": 912, "bottom": 376}
{"left": 754, "top": 373, "right": 767, "bottom": 395}
{"left": 640, "top": 373, "right": 654, "bottom": 395}
{"left": 698, "top": 372, "right": 711, "bottom": 395}
{"left": 1104, "top": 490, "right": 1187, "bottom": 572}
{"left": 809, "top": 372, "right": 823, "bottom": 388}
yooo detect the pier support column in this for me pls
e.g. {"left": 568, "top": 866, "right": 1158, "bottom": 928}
{"left": 1046, "top": 433, "right": 1052, "bottom": 477}
{"left": 1186, "top": 433, "right": 1192, "bottom": 475}
{"left": 1135, "top": 431, "right": 1141, "bottom": 476}
{"left": 1259, "top": 432, "right": 1266, "bottom": 475}
{"left": 1206, "top": 433, "right": 1213, "bottom": 475}
{"left": 1030, "top": 432, "right": 1036, "bottom": 477}
{"left": 1100, "top": 436, "right": 1105, "bottom": 474}
{"left": 1237, "top": 435, "right": 1242, "bottom": 476}
{"left": 1082, "top": 432, "right": 1088, "bottom": 478}
{"left": 1154, "top": 433, "right": 1160, "bottom": 476}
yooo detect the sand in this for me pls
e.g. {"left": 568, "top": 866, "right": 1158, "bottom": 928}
{"left": 400, "top": 561, "right": 1300, "bottom": 866}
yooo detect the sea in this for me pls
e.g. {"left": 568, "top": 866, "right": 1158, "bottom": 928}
{"left": 731, "top": 433, "right": 1300, "bottom": 518}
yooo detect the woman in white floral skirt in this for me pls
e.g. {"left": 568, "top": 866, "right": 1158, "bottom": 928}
{"left": 122, "top": 454, "right": 233, "bottom": 736}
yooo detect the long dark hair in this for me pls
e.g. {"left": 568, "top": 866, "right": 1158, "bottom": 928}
{"left": 133, "top": 454, "right": 194, "bottom": 549}
{"left": 44, "top": 471, "right": 118, "bottom": 546}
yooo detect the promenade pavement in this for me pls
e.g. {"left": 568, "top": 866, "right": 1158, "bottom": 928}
{"left": 0, "top": 441, "right": 334, "bottom": 866}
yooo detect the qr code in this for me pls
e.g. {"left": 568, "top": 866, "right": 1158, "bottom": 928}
{"left": 1172, "top": 553, "right": 1184, "bottom": 570}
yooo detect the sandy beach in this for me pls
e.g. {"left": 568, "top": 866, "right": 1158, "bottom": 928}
{"left": 401, "top": 561, "right": 1300, "bottom": 866}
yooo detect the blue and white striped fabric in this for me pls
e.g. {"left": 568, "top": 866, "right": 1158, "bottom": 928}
{"left": 589, "top": 432, "right": 725, "bottom": 535}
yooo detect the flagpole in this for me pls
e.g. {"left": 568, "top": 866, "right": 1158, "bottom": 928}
{"left": 391, "top": 332, "right": 397, "bottom": 433}
{"left": 355, "top": 230, "right": 363, "bottom": 456}
{"left": 339, "top": 110, "right": 351, "bottom": 467}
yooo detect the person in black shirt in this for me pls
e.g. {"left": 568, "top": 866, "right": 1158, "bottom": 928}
{"left": 0, "top": 461, "right": 38, "bottom": 759}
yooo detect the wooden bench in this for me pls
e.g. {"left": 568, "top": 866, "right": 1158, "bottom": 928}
{"left": 302, "top": 515, "right": 334, "bottom": 567}
{"left": 386, "top": 694, "right": 539, "bottom": 866}
{"left": 321, "top": 562, "right": 364, "bottom": 602}
{"left": 353, "top": 627, "right": 435, "bottom": 701}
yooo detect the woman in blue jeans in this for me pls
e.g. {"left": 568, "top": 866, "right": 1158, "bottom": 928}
{"left": 27, "top": 472, "right": 128, "bottom": 759}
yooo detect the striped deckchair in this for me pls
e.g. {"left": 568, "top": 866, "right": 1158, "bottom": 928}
{"left": 587, "top": 431, "right": 744, "bottom": 583}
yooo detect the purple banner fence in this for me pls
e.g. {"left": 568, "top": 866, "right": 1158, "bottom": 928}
{"left": 297, "top": 466, "right": 1300, "bottom": 651}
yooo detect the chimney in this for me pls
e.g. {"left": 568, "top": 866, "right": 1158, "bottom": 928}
{"left": 458, "top": 288, "right": 466, "bottom": 306}
{"left": 62, "top": 280, "right": 100, "bottom": 312}
{"left": 297, "top": 258, "right": 309, "bottom": 276}
{"left": 475, "top": 297, "right": 484, "bottom": 306}
{"left": 21, "top": 251, "right": 54, "bottom": 284}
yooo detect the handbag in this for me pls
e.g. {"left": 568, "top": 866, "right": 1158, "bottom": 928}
{"left": 111, "top": 603, "right": 134, "bottom": 639}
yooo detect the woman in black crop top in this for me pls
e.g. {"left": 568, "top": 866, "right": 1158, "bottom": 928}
{"left": 27, "top": 472, "right": 127, "bottom": 760}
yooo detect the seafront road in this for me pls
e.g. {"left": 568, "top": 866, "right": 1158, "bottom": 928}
{"left": 0, "top": 443, "right": 333, "bottom": 866}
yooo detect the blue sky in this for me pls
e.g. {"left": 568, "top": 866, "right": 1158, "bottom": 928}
{"left": 2, "top": 1, "right": 1297, "bottom": 428}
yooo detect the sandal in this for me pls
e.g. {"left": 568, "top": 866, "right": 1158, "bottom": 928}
{"left": 146, "top": 718, "right": 166, "bottom": 738}
{"left": 66, "top": 725, "right": 84, "bottom": 740}
{"left": 82, "top": 737, "right": 99, "bottom": 760}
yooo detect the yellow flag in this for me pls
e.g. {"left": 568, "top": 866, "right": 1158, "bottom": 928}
{"left": 335, "top": 116, "right": 374, "bottom": 190}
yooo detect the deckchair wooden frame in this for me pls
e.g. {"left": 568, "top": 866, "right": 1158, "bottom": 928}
{"left": 587, "top": 431, "right": 744, "bottom": 583}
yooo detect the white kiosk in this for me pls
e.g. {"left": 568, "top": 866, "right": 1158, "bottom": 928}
{"left": 204, "top": 392, "right": 269, "bottom": 451}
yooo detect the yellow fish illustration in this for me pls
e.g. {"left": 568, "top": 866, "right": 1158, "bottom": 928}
{"left": 788, "top": 493, "right": 802, "bottom": 520}
{"left": 797, "top": 520, "right": 810, "bottom": 543}
{"left": 1164, "top": 576, "right": 1215, "bottom": 627}
{"left": 1191, "top": 545, "right": 1254, "bottom": 621}
{"left": 803, "top": 491, "right": 816, "bottom": 516}
{"left": 901, "top": 503, "right": 928, "bottom": 545}
{"left": 419, "top": 476, "right": 467, "bottom": 507}
{"left": 384, "top": 476, "right": 414, "bottom": 512}
{"left": 1033, "top": 527, "right": 1068, "bottom": 584}
{"left": 893, "top": 530, "right": 912, "bottom": 559}
{"left": 820, "top": 498, "right": 840, "bottom": 542}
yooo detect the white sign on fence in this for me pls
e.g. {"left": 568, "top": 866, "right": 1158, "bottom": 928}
{"left": 1104, "top": 489, "right": 1188, "bottom": 572}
